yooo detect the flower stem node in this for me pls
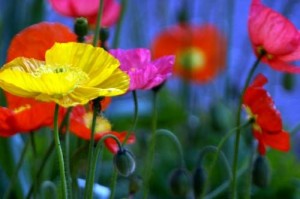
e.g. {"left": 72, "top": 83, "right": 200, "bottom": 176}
{"left": 113, "top": 148, "right": 136, "bottom": 177}
{"left": 74, "top": 17, "right": 88, "bottom": 42}
{"left": 169, "top": 168, "right": 191, "bottom": 197}
{"left": 193, "top": 166, "right": 207, "bottom": 198}
{"left": 252, "top": 155, "right": 271, "bottom": 188}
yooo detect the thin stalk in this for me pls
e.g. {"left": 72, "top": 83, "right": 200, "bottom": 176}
{"left": 143, "top": 91, "right": 158, "bottom": 199}
{"left": 25, "top": 141, "right": 55, "bottom": 199}
{"left": 63, "top": 108, "right": 72, "bottom": 199}
{"left": 155, "top": 129, "right": 185, "bottom": 167}
{"left": 53, "top": 104, "right": 68, "bottom": 199}
{"left": 199, "top": 121, "right": 252, "bottom": 199}
{"left": 231, "top": 53, "right": 264, "bottom": 199}
{"left": 109, "top": 168, "right": 118, "bottom": 199}
{"left": 244, "top": 144, "right": 255, "bottom": 199}
{"left": 123, "top": 90, "right": 139, "bottom": 145}
{"left": 92, "top": 0, "right": 104, "bottom": 47}
{"left": 84, "top": 106, "right": 98, "bottom": 199}
{"left": 112, "top": 0, "right": 128, "bottom": 48}
{"left": 3, "top": 138, "right": 30, "bottom": 199}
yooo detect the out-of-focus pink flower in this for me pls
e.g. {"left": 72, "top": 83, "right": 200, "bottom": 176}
{"left": 110, "top": 48, "right": 175, "bottom": 91}
{"left": 49, "top": 0, "right": 120, "bottom": 27}
{"left": 249, "top": 0, "right": 300, "bottom": 73}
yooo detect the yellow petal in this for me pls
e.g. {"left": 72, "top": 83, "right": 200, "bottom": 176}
{"left": 45, "top": 42, "right": 121, "bottom": 87}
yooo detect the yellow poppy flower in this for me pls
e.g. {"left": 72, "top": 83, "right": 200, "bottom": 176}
{"left": 0, "top": 42, "right": 129, "bottom": 107}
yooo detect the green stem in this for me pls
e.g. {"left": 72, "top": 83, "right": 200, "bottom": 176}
{"left": 29, "top": 133, "right": 37, "bottom": 157}
{"left": 86, "top": 134, "right": 121, "bottom": 199}
{"left": 109, "top": 168, "right": 118, "bottom": 199}
{"left": 3, "top": 138, "right": 30, "bottom": 199}
{"left": 123, "top": 90, "right": 139, "bottom": 146}
{"left": 199, "top": 121, "right": 252, "bottom": 199}
{"left": 231, "top": 54, "right": 264, "bottom": 199}
{"left": 204, "top": 161, "right": 248, "bottom": 199}
{"left": 244, "top": 144, "right": 255, "bottom": 199}
{"left": 25, "top": 141, "right": 55, "bottom": 199}
{"left": 112, "top": 0, "right": 128, "bottom": 48}
{"left": 92, "top": 0, "right": 104, "bottom": 47}
{"left": 53, "top": 104, "right": 68, "bottom": 199}
{"left": 143, "top": 91, "right": 158, "bottom": 199}
{"left": 84, "top": 106, "right": 98, "bottom": 199}
{"left": 155, "top": 129, "right": 185, "bottom": 167}
{"left": 63, "top": 108, "right": 72, "bottom": 199}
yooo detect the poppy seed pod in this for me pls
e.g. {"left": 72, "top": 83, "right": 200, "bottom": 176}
{"left": 113, "top": 148, "right": 136, "bottom": 177}
{"left": 74, "top": 17, "right": 88, "bottom": 41}
{"left": 193, "top": 166, "right": 207, "bottom": 198}
{"left": 252, "top": 155, "right": 271, "bottom": 188}
{"left": 169, "top": 168, "right": 191, "bottom": 197}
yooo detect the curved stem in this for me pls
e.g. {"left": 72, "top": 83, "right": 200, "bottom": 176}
{"left": 92, "top": 0, "right": 104, "bottom": 47}
{"left": 155, "top": 129, "right": 185, "bottom": 167}
{"left": 199, "top": 120, "right": 252, "bottom": 199}
{"left": 112, "top": 0, "right": 128, "bottom": 48}
{"left": 53, "top": 104, "right": 68, "bottom": 199}
{"left": 231, "top": 54, "right": 264, "bottom": 199}
{"left": 143, "top": 91, "right": 158, "bottom": 199}
{"left": 123, "top": 90, "right": 139, "bottom": 146}
{"left": 3, "top": 137, "right": 30, "bottom": 199}
{"left": 86, "top": 134, "right": 122, "bottom": 199}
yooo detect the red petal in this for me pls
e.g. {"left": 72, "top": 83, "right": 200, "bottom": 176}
{"left": 263, "top": 130, "right": 290, "bottom": 152}
{"left": 268, "top": 58, "right": 300, "bottom": 74}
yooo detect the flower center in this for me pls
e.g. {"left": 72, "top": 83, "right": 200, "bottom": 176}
{"left": 83, "top": 112, "right": 112, "bottom": 134}
{"left": 244, "top": 106, "right": 262, "bottom": 133}
{"left": 256, "top": 46, "right": 273, "bottom": 60}
{"left": 178, "top": 48, "right": 206, "bottom": 71}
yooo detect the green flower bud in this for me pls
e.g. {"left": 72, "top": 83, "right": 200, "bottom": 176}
{"left": 113, "top": 148, "right": 136, "bottom": 177}
{"left": 193, "top": 166, "right": 207, "bottom": 198}
{"left": 129, "top": 175, "right": 143, "bottom": 195}
{"left": 169, "top": 168, "right": 191, "bottom": 197}
{"left": 99, "top": 28, "right": 110, "bottom": 43}
{"left": 252, "top": 155, "right": 271, "bottom": 188}
{"left": 74, "top": 17, "right": 88, "bottom": 42}
{"left": 282, "top": 73, "right": 295, "bottom": 91}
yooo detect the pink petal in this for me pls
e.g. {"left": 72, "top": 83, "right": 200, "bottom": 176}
{"left": 268, "top": 59, "right": 300, "bottom": 73}
{"left": 248, "top": 0, "right": 300, "bottom": 56}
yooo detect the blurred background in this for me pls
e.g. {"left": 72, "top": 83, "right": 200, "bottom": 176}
{"left": 1, "top": 0, "right": 300, "bottom": 198}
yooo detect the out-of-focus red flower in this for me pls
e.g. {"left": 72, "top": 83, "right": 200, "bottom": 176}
{"left": 249, "top": 0, "right": 300, "bottom": 73}
{"left": 7, "top": 22, "right": 76, "bottom": 62}
{"left": 243, "top": 74, "right": 290, "bottom": 155}
{"left": 152, "top": 23, "right": 226, "bottom": 83}
{"left": 0, "top": 22, "right": 76, "bottom": 137}
{"left": 49, "top": 0, "right": 121, "bottom": 27}
{"left": 69, "top": 106, "right": 135, "bottom": 153}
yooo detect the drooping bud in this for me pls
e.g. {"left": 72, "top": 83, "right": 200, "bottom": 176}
{"left": 282, "top": 73, "right": 295, "bottom": 91}
{"left": 74, "top": 17, "right": 88, "bottom": 42}
{"left": 252, "top": 155, "right": 271, "bottom": 188}
{"left": 193, "top": 166, "right": 207, "bottom": 198}
{"left": 113, "top": 148, "right": 136, "bottom": 177}
{"left": 169, "top": 168, "right": 191, "bottom": 197}
{"left": 129, "top": 174, "right": 143, "bottom": 195}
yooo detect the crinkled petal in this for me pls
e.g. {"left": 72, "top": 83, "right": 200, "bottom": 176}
{"left": 263, "top": 130, "right": 290, "bottom": 152}
{"left": 249, "top": 0, "right": 300, "bottom": 55}
{"left": 46, "top": 42, "right": 121, "bottom": 87}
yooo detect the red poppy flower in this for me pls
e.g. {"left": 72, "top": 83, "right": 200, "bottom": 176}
{"left": 243, "top": 74, "right": 290, "bottom": 155}
{"left": 0, "top": 22, "right": 76, "bottom": 136}
{"left": 68, "top": 106, "right": 135, "bottom": 154}
{"left": 152, "top": 23, "right": 226, "bottom": 83}
{"left": 49, "top": 0, "right": 121, "bottom": 27}
{"left": 249, "top": 0, "right": 300, "bottom": 73}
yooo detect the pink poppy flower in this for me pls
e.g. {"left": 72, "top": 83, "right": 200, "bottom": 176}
{"left": 248, "top": 0, "right": 300, "bottom": 73}
{"left": 109, "top": 48, "right": 175, "bottom": 91}
{"left": 49, "top": 0, "right": 120, "bottom": 27}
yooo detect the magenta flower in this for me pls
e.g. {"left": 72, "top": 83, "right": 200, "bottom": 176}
{"left": 49, "top": 0, "right": 120, "bottom": 27}
{"left": 110, "top": 48, "right": 175, "bottom": 91}
{"left": 248, "top": 0, "right": 300, "bottom": 73}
